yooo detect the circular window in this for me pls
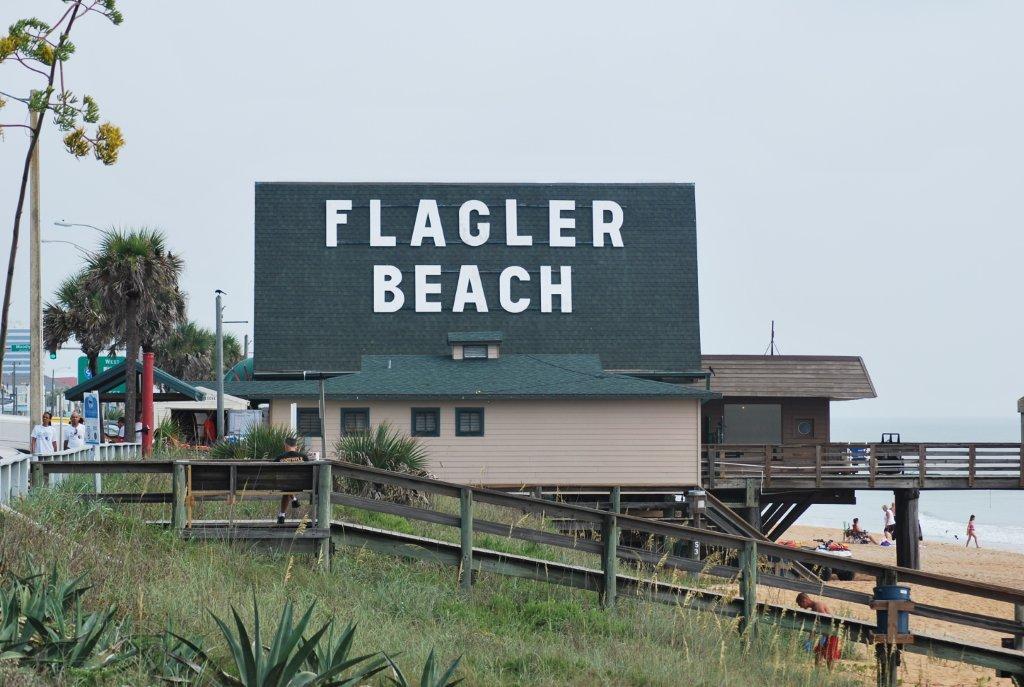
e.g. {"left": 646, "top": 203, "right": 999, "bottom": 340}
{"left": 796, "top": 420, "right": 814, "bottom": 437}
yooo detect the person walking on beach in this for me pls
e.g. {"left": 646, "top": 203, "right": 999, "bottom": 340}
{"left": 30, "top": 411, "right": 57, "bottom": 456}
{"left": 882, "top": 503, "right": 896, "bottom": 541}
{"left": 796, "top": 593, "right": 841, "bottom": 669}
{"left": 274, "top": 436, "right": 307, "bottom": 524}
{"left": 965, "top": 514, "right": 980, "bottom": 548}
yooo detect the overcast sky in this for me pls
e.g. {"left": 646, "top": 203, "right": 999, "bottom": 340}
{"left": 1, "top": 1, "right": 1021, "bottom": 422}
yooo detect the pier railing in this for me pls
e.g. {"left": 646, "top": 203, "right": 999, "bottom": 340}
{"left": 701, "top": 442, "right": 1024, "bottom": 489}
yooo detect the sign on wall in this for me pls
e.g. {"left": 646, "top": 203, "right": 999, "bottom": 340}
{"left": 255, "top": 183, "right": 701, "bottom": 373}
{"left": 83, "top": 391, "right": 101, "bottom": 445}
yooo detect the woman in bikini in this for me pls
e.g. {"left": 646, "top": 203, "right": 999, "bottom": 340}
{"left": 965, "top": 514, "right": 979, "bottom": 548}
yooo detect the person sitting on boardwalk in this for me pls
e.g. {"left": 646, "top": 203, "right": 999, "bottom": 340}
{"left": 274, "top": 436, "right": 307, "bottom": 524}
{"left": 849, "top": 517, "right": 879, "bottom": 544}
{"left": 796, "top": 593, "right": 841, "bottom": 669}
{"left": 965, "top": 514, "right": 980, "bottom": 548}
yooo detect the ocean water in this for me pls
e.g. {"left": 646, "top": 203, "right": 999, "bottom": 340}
{"left": 799, "top": 416, "right": 1024, "bottom": 552}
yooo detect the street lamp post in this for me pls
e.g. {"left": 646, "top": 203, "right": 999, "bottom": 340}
{"left": 215, "top": 290, "right": 225, "bottom": 441}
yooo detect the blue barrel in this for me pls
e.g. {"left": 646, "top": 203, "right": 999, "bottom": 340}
{"left": 874, "top": 585, "right": 911, "bottom": 635}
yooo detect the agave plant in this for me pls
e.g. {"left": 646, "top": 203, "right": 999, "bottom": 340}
{"left": 0, "top": 564, "right": 131, "bottom": 672}
{"left": 210, "top": 424, "right": 304, "bottom": 461}
{"left": 143, "top": 622, "right": 209, "bottom": 684}
{"left": 334, "top": 422, "right": 427, "bottom": 474}
{"left": 385, "top": 651, "right": 462, "bottom": 687}
{"left": 171, "top": 594, "right": 386, "bottom": 687}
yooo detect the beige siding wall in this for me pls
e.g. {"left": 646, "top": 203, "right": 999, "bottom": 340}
{"left": 269, "top": 398, "right": 700, "bottom": 487}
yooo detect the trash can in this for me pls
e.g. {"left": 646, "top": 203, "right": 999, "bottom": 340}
{"left": 874, "top": 585, "right": 911, "bottom": 635}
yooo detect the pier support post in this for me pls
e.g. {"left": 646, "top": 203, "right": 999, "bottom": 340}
{"left": 459, "top": 487, "right": 474, "bottom": 590}
{"left": 739, "top": 540, "right": 758, "bottom": 635}
{"left": 601, "top": 486, "right": 620, "bottom": 609}
{"left": 742, "top": 479, "right": 761, "bottom": 530}
{"left": 894, "top": 489, "right": 920, "bottom": 570}
{"left": 171, "top": 463, "right": 186, "bottom": 531}
{"left": 316, "top": 461, "right": 332, "bottom": 572}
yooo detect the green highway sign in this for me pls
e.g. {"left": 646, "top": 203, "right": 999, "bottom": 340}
{"left": 77, "top": 355, "right": 126, "bottom": 392}
{"left": 9, "top": 343, "right": 30, "bottom": 352}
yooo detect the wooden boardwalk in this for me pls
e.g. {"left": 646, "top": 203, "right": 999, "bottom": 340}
{"left": 28, "top": 457, "right": 1024, "bottom": 686}
{"left": 703, "top": 442, "right": 1024, "bottom": 490}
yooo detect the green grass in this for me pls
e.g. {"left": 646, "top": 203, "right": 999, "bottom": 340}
{"left": 0, "top": 482, "right": 870, "bottom": 686}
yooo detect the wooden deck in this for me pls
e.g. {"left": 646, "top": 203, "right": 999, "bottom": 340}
{"left": 702, "top": 442, "right": 1024, "bottom": 490}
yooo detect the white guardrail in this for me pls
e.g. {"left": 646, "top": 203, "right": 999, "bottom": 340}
{"left": 0, "top": 443, "right": 141, "bottom": 504}
{"left": 0, "top": 453, "right": 31, "bottom": 506}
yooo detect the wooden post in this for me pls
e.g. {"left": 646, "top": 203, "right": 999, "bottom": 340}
{"left": 815, "top": 444, "right": 822, "bottom": 487}
{"left": 894, "top": 489, "right": 920, "bottom": 570}
{"left": 459, "top": 487, "right": 474, "bottom": 590}
{"left": 875, "top": 570, "right": 901, "bottom": 687}
{"left": 869, "top": 444, "right": 878, "bottom": 488}
{"left": 30, "top": 462, "right": 44, "bottom": 489}
{"left": 763, "top": 447, "right": 772, "bottom": 487}
{"left": 171, "top": 463, "right": 186, "bottom": 531}
{"left": 1014, "top": 603, "right": 1024, "bottom": 653}
{"left": 706, "top": 450, "right": 717, "bottom": 490}
{"left": 918, "top": 445, "right": 927, "bottom": 488}
{"left": 317, "top": 461, "right": 332, "bottom": 571}
{"left": 968, "top": 445, "right": 976, "bottom": 488}
{"left": 602, "top": 486, "right": 620, "bottom": 608}
{"left": 740, "top": 540, "right": 757, "bottom": 634}
{"left": 1019, "top": 443, "right": 1024, "bottom": 489}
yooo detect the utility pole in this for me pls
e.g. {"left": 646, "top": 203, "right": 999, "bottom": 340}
{"left": 214, "top": 290, "right": 225, "bottom": 440}
{"left": 243, "top": 334, "right": 249, "bottom": 360}
{"left": 29, "top": 106, "right": 44, "bottom": 434}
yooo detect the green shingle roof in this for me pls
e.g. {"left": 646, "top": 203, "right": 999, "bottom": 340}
{"left": 216, "top": 354, "right": 717, "bottom": 401}
{"left": 65, "top": 360, "right": 204, "bottom": 401}
{"left": 447, "top": 331, "right": 503, "bottom": 344}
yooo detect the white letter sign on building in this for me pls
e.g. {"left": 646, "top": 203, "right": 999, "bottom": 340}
{"left": 321, "top": 197, "right": 627, "bottom": 314}
{"left": 255, "top": 183, "right": 700, "bottom": 374}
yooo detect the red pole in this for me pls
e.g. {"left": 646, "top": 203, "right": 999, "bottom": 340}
{"left": 142, "top": 351, "right": 155, "bottom": 456}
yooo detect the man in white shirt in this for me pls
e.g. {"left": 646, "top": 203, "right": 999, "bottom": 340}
{"left": 31, "top": 412, "right": 58, "bottom": 456}
{"left": 64, "top": 412, "right": 87, "bottom": 450}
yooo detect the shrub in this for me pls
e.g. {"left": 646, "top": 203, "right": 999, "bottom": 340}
{"left": 334, "top": 422, "right": 427, "bottom": 474}
{"left": 170, "top": 594, "right": 388, "bottom": 686}
{"left": 210, "top": 424, "right": 303, "bottom": 461}
{"left": 0, "top": 564, "right": 131, "bottom": 674}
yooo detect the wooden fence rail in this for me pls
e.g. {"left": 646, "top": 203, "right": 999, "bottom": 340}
{"left": 22, "top": 457, "right": 1024, "bottom": 684}
{"left": 701, "top": 443, "right": 1024, "bottom": 489}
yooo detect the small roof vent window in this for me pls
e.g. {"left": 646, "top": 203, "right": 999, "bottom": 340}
{"left": 463, "top": 344, "right": 488, "bottom": 359}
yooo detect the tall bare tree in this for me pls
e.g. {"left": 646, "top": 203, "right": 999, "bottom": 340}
{"left": 0, "top": 1, "right": 125, "bottom": 372}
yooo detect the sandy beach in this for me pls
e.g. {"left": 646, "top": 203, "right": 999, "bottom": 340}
{"left": 774, "top": 524, "right": 1023, "bottom": 686}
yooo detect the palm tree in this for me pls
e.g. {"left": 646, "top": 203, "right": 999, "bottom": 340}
{"left": 155, "top": 321, "right": 244, "bottom": 380}
{"left": 43, "top": 271, "right": 117, "bottom": 375}
{"left": 83, "top": 229, "right": 186, "bottom": 427}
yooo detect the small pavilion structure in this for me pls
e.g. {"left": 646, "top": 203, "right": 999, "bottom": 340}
{"left": 64, "top": 359, "right": 205, "bottom": 453}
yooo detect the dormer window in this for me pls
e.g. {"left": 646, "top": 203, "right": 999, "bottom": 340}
{"left": 447, "top": 331, "right": 503, "bottom": 360}
{"left": 463, "top": 344, "right": 488, "bottom": 359}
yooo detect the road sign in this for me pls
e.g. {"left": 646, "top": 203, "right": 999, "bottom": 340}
{"left": 9, "top": 343, "right": 29, "bottom": 352}
{"left": 77, "top": 355, "right": 126, "bottom": 393}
